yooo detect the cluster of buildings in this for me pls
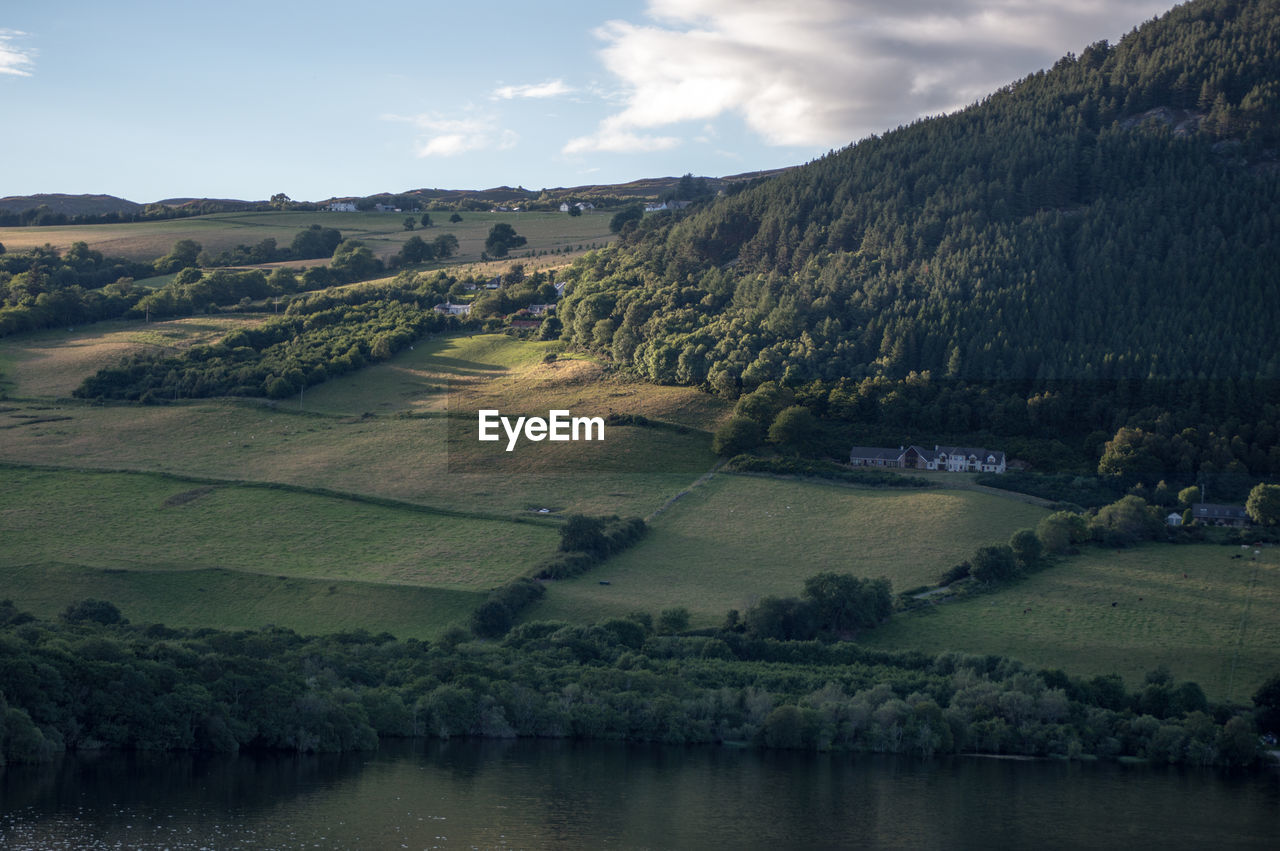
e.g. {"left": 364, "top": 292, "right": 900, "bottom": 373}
{"left": 432, "top": 280, "right": 566, "bottom": 323}
{"left": 849, "top": 444, "right": 1008, "bottom": 474}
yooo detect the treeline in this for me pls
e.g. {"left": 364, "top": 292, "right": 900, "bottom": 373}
{"left": 0, "top": 198, "right": 316, "bottom": 228}
{"left": 0, "top": 243, "right": 155, "bottom": 335}
{"left": 554, "top": 0, "right": 1280, "bottom": 475}
{"left": 535, "top": 515, "right": 648, "bottom": 580}
{"left": 0, "top": 223, "right": 466, "bottom": 338}
{"left": 0, "top": 600, "right": 1268, "bottom": 767}
{"left": 725, "top": 572, "right": 894, "bottom": 641}
{"left": 75, "top": 280, "right": 458, "bottom": 402}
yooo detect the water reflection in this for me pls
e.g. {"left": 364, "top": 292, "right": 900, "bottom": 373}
{"left": 2, "top": 741, "right": 1278, "bottom": 849}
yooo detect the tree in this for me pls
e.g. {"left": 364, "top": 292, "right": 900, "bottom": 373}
{"left": 420, "top": 213, "right": 432, "bottom": 228}
{"left": 560, "top": 514, "right": 607, "bottom": 555}
{"left": 567, "top": 204, "right": 582, "bottom": 217}
{"left": 1090, "top": 495, "right": 1162, "bottom": 546}
{"left": 398, "top": 235, "right": 433, "bottom": 264}
{"left": 610, "top": 204, "right": 643, "bottom": 234}
{"left": 270, "top": 193, "right": 292, "bottom": 209}
{"left": 449, "top": 212, "right": 463, "bottom": 223}
{"left": 767, "top": 405, "right": 819, "bottom": 454}
{"left": 61, "top": 598, "right": 125, "bottom": 625}
{"left": 432, "top": 233, "right": 459, "bottom": 259}
{"left": 970, "top": 545, "right": 1018, "bottom": 583}
{"left": 403, "top": 217, "right": 416, "bottom": 231}
{"left": 330, "top": 239, "right": 381, "bottom": 282}
{"left": 802, "top": 572, "right": 891, "bottom": 632}
{"left": 1245, "top": 483, "right": 1280, "bottom": 525}
{"left": 1178, "top": 485, "right": 1202, "bottom": 507}
{"left": 1036, "top": 511, "right": 1087, "bottom": 553}
{"left": 1253, "top": 673, "right": 1280, "bottom": 734}
{"left": 154, "top": 239, "right": 202, "bottom": 273}
{"left": 657, "top": 607, "right": 690, "bottom": 634}
{"left": 485, "top": 223, "right": 526, "bottom": 257}
{"left": 1009, "top": 529, "right": 1043, "bottom": 568}
{"left": 712, "top": 416, "right": 764, "bottom": 456}
{"left": 744, "top": 596, "right": 818, "bottom": 641}
{"left": 470, "top": 600, "right": 513, "bottom": 638}
{"left": 291, "top": 225, "right": 343, "bottom": 259}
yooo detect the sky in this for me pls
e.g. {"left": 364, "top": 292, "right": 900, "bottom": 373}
{"left": 0, "top": 0, "right": 1176, "bottom": 202}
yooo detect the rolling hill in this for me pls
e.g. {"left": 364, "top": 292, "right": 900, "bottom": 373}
{"left": 553, "top": 0, "right": 1280, "bottom": 476}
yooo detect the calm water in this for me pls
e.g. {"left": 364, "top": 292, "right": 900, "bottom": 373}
{"left": 2, "top": 739, "right": 1277, "bottom": 849}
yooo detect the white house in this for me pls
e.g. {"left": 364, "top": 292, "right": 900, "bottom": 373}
{"left": 328, "top": 201, "right": 357, "bottom": 212}
{"left": 433, "top": 301, "right": 471, "bottom": 316}
{"left": 559, "top": 203, "right": 571, "bottom": 212}
{"left": 849, "top": 444, "right": 1007, "bottom": 474}
{"left": 527, "top": 303, "right": 554, "bottom": 316}
{"left": 553, "top": 281, "right": 567, "bottom": 298}
{"left": 645, "top": 200, "right": 692, "bottom": 213}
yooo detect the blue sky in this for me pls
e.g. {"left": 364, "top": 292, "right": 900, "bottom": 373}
{"left": 1, "top": 1, "right": 1173, "bottom": 202}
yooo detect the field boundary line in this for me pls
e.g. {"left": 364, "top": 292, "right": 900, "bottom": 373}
{"left": 0, "top": 460, "right": 561, "bottom": 528}
{"left": 646, "top": 460, "right": 725, "bottom": 522}
{"left": 1225, "top": 555, "right": 1262, "bottom": 701}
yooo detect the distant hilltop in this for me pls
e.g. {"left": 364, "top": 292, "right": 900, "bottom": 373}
{"left": 0, "top": 193, "right": 147, "bottom": 216}
{"left": 0, "top": 168, "right": 796, "bottom": 221}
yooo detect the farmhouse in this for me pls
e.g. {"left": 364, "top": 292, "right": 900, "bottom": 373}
{"left": 327, "top": 201, "right": 357, "bottom": 212}
{"left": 849, "top": 444, "right": 1007, "bottom": 474}
{"left": 644, "top": 200, "right": 693, "bottom": 213}
{"left": 1192, "top": 503, "right": 1251, "bottom": 526}
{"left": 527, "top": 303, "right": 554, "bottom": 316}
{"left": 433, "top": 301, "right": 471, "bottom": 316}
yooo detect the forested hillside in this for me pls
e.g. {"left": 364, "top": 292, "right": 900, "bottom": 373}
{"left": 557, "top": 0, "right": 1280, "bottom": 476}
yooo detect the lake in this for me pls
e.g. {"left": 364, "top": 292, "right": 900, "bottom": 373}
{"left": 2, "top": 739, "right": 1277, "bottom": 848}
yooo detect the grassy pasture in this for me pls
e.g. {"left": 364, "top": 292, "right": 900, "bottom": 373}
{"left": 0, "top": 326, "right": 727, "bottom": 516}
{"left": 298, "top": 333, "right": 729, "bottom": 432}
{"left": 0, "top": 315, "right": 268, "bottom": 398}
{"left": 0, "top": 562, "right": 479, "bottom": 640}
{"left": 858, "top": 543, "right": 1280, "bottom": 702}
{"left": 0, "top": 467, "right": 556, "bottom": 588}
{"left": 526, "top": 473, "right": 1048, "bottom": 628}
{"left": 0, "top": 210, "right": 614, "bottom": 266}
{"left": 0, "top": 330, "right": 725, "bottom": 518}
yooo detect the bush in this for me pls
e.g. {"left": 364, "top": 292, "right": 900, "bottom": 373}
{"left": 61, "top": 599, "right": 125, "bottom": 625}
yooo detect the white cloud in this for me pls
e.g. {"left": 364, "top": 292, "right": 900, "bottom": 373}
{"left": 568, "top": 0, "right": 1171, "bottom": 152}
{"left": 384, "top": 112, "right": 518, "bottom": 157}
{"left": 492, "top": 79, "right": 573, "bottom": 99}
{"left": 563, "top": 119, "right": 681, "bottom": 154}
{"left": 0, "top": 29, "right": 36, "bottom": 77}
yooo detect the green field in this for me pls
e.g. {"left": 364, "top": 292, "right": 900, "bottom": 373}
{"left": 0, "top": 209, "right": 614, "bottom": 267}
{"left": 0, "top": 562, "right": 480, "bottom": 640}
{"left": 526, "top": 473, "right": 1048, "bottom": 627}
{"left": 5, "top": 314, "right": 1279, "bottom": 708}
{"left": 0, "top": 323, "right": 729, "bottom": 634}
{"left": 858, "top": 543, "right": 1280, "bottom": 702}
{"left": 0, "top": 330, "right": 726, "bottom": 518}
{"left": 1, "top": 467, "right": 556, "bottom": 586}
